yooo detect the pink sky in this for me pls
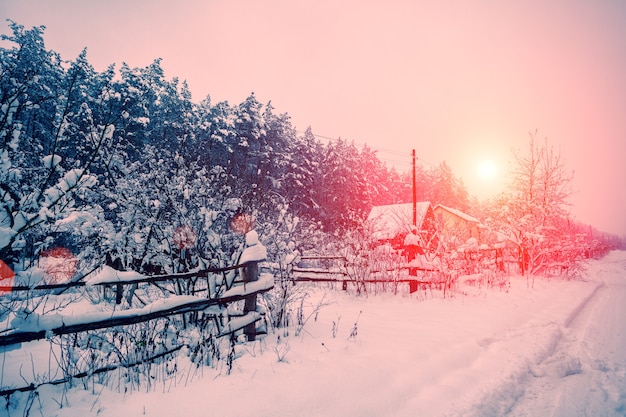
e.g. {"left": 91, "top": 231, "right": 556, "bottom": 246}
{"left": 2, "top": 0, "right": 625, "bottom": 236}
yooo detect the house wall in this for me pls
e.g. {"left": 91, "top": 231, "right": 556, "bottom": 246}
{"left": 433, "top": 207, "right": 480, "bottom": 244}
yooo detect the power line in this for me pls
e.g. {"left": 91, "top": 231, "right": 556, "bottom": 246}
{"left": 370, "top": 147, "right": 408, "bottom": 157}
{"left": 296, "top": 130, "right": 405, "bottom": 154}
{"left": 295, "top": 129, "right": 437, "bottom": 169}
{"left": 377, "top": 158, "right": 412, "bottom": 166}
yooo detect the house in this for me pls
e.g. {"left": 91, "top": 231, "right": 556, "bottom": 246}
{"left": 432, "top": 204, "right": 482, "bottom": 244}
{"left": 366, "top": 202, "right": 437, "bottom": 250}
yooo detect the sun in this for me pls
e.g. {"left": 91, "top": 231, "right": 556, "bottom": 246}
{"left": 466, "top": 154, "right": 506, "bottom": 199}
{"left": 476, "top": 159, "right": 497, "bottom": 180}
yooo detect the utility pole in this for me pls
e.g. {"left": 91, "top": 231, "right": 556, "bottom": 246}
{"left": 412, "top": 149, "right": 417, "bottom": 227}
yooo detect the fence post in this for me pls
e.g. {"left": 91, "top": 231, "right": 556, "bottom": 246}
{"left": 242, "top": 261, "right": 259, "bottom": 341}
{"left": 115, "top": 283, "right": 123, "bottom": 304}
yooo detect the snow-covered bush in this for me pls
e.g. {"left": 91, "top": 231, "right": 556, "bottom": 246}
{"left": 256, "top": 205, "right": 308, "bottom": 330}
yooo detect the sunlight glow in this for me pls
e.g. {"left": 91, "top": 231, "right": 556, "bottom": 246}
{"left": 476, "top": 159, "right": 497, "bottom": 180}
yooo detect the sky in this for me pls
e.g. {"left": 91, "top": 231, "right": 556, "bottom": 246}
{"left": 1, "top": 0, "right": 626, "bottom": 236}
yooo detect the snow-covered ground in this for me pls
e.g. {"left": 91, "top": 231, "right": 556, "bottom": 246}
{"left": 2, "top": 251, "right": 625, "bottom": 417}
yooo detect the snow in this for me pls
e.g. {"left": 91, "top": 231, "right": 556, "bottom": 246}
{"left": 367, "top": 202, "right": 432, "bottom": 240}
{"left": 434, "top": 204, "right": 481, "bottom": 224}
{"left": 221, "top": 273, "right": 274, "bottom": 298}
{"left": 0, "top": 227, "right": 14, "bottom": 250}
{"left": 238, "top": 230, "right": 267, "bottom": 264}
{"left": 2, "top": 251, "right": 626, "bottom": 417}
{"left": 42, "top": 154, "right": 62, "bottom": 169}
{"left": 239, "top": 243, "right": 267, "bottom": 264}
{"left": 86, "top": 265, "right": 144, "bottom": 285}
{"left": 218, "top": 312, "right": 261, "bottom": 337}
{"left": 403, "top": 231, "right": 421, "bottom": 246}
{"left": 54, "top": 210, "right": 101, "bottom": 238}
{"left": 8, "top": 294, "right": 202, "bottom": 334}
{"left": 245, "top": 229, "right": 260, "bottom": 246}
{"left": 0, "top": 149, "right": 10, "bottom": 172}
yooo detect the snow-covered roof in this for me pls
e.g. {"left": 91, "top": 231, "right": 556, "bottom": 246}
{"left": 433, "top": 204, "right": 480, "bottom": 224}
{"left": 366, "top": 202, "right": 431, "bottom": 240}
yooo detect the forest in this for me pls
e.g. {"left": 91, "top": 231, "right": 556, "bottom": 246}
{"left": 0, "top": 21, "right": 479, "bottom": 280}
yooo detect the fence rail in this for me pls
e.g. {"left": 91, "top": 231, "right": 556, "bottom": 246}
{"left": 0, "top": 261, "right": 258, "bottom": 293}
{"left": 0, "top": 260, "right": 272, "bottom": 347}
{"left": 289, "top": 256, "right": 446, "bottom": 294}
{"left": 0, "top": 276, "right": 272, "bottom": 347}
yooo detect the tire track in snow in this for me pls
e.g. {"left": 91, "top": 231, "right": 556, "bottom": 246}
{"left": 448, "top": 320, "right": 565, "bottom": 417}
{"left": 562, "top": 280, "right": 605, "bottom": 328}
{"left": 505, "top": 252, "right": 626, "bottom": 417}
{"left": 502, "top": 288, "right": 601, "bottom": 417}
{"left": 547, "top": 254, "right": 626, "bottom": 417}
{"left": 448, "top": 265, "right": 607, "bottom": 416}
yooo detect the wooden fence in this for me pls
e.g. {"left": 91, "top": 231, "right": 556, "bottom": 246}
{"left": 290, "top": 256, "right": 447, "bottom": 294}
{"left": 0, "top": 260, "right": 272, "bottom": 347}
{"left": 0, "top": 259, "right": 273, "bottom": 396}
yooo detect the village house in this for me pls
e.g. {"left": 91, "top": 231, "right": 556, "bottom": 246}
{"left": 366, "top": 202, "right": 437, "bottom": 251}
{"left": 432, "top": 204, "right": 482, "bottom": 245}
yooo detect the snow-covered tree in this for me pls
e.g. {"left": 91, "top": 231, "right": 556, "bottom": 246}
{"left": 0, "top": 22, "right": 110, "bottom": 275}
{"left": 495, "top": 131, "right": 575, "bottom": 276}
{"left": 280, "top": 127, "right": 324, "bottom": 219}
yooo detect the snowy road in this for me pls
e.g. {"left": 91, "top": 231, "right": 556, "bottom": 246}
{"left": 507, "top": 253, "right": 626, "bottom": 417}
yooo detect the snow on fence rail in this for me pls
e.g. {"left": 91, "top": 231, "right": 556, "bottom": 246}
{"left": 0, "top": 273, "right": 273, "bottom": 347}
{"left": 0, "top": 261, "right": 253, "bottom": 293}
{"left": 0, "top": 261, "right": 273, "bottom": 347}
